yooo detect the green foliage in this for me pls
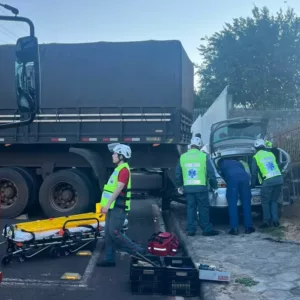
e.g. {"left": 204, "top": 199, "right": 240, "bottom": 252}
{"left": 235, "top": 277, "right": 259, "bottom": 287}
{"left": 196, "top": 6, "right": 300, "bottom": 109}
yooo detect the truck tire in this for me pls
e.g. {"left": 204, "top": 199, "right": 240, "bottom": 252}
{"left": 69, "top": 169, "right": 98, "bottom": 210}
{"left": 11, "top": 167, "right": 39, "bottom": 206}
{"left": 161, "top": 197, "right": 171, "bottom": 211}
{"left": 0, "top": 167, "right": 31, "bottom": 219}
{"left": 39, "top": 169, "right": 93, "bottom": 218}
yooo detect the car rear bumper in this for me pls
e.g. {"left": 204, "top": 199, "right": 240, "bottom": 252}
{"left": 208, "top": 187, "right": 262, "bottom": 207}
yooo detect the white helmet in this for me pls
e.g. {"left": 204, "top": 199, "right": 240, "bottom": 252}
{"left": 190, "top": 136, "right": 203, "bottom": 148}
{"left": 111, "top": 144, "right": 132, "bottom": 159}
{"left": 254, "top": 139, "right": 265, "bottom": 148}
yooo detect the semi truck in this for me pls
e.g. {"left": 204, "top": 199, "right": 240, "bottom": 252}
{"left": 0, "top": 3, "right": 41, "bottom": 281}
{"left": 0, "top": 38, "right": 194, "bottom": 218}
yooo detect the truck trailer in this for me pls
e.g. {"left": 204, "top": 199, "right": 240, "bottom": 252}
{"left": 0, "top": 40, "right": 194, "bottom": 218}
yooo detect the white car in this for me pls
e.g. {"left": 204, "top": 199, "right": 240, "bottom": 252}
{"left": 207, "top": 117, "right": 291, "bottom": 210}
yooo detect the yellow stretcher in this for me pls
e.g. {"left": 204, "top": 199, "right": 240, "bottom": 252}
{"left": 13, "top": 212, "right": 106, "bottom": 233}
{"left": 1, "top": 204, "right": 129, "bottom": 266}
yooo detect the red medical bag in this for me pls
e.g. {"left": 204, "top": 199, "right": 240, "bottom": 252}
{"left": 147, "top": 232, "right": 179, "bottom": 256}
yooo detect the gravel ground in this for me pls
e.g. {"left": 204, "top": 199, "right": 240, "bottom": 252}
{"left": 171, "top": 201, "right": 300, "bottom": 300}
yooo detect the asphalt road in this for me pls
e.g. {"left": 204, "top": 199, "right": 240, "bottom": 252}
{"left": 0, "top": 199, "right": 171, "bottom": 300}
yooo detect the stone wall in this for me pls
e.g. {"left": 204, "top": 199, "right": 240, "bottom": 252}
{"left": 229, "top": 109, "right": 300, "bottom": 162}
{"left": 229, "top": 109, "right": 300, "bottom": 135}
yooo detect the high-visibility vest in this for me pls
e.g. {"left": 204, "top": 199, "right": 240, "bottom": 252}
{"left": 180, "top": 149, "right": 207, "bottom": 186}
{"left": 240, "top": 160, "right": 251, "bottom": 176}
{"left": 253, "top": 150, "right": 281, "bottom": 184}
{"left": 100, "top": 162, "right": 131, "bottom": 211}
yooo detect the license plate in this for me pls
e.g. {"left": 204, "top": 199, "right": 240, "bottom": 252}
{"left": 252, "top": 196, "right": 261, "bottom": 204}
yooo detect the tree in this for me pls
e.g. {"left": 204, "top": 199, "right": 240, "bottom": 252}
{"left": 196, "top": 6, "right": 300, "bottom": 109}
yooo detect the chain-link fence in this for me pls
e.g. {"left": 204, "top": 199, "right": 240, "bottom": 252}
{"left": 273, "top": 125, "right": 300, "bottom": 163}
{"left": 272, "top": 125, "right": 300, "bottom": 203}
{"left": 282, "top": 163, "right": 300, "bottom": 204}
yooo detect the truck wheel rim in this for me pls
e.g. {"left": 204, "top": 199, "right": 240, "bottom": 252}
{"left": 50, "top": 182, "right": 78, "bottom": 212}
{"left": 0, "top": 179, "right": 18, "bottom": 209}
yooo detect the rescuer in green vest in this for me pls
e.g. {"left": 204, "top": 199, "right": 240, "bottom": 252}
{"left": 97, "top": 143, "right": 145, "bottom": 267}
{"left": 251, "top": 139, "right": 283, "bottom": 229}
{"left": 176, "top": 136, "right": 219, "bottom": 236}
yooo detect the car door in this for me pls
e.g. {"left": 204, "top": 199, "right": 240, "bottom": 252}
{"left": 277, "top": 147, "right": 291, "bottom": 175}
{"left": 271, "top": 147, "right": 291, "bottom": 205}
{"left": 269, "top": 147, "right": 291, "bottom": 175}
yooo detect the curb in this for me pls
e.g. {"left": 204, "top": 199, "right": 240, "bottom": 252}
{"left": 169, "top": 209, "right": 219, "bottom": 300}
{"left": 152, "top": 204, "right": 166, "bottom": 232}
{"left": 152, "top": 204, "right": 201, "bottom": 300}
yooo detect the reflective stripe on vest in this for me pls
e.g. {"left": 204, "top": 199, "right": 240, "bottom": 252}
{"left": 100, "top": 162, "right": 131, "bottom": 211}
{"left": 180, "top": 149, "right": 207, "bottom": 186}
{"left": 254, "top": 150, "right": 281, "bottom": 183}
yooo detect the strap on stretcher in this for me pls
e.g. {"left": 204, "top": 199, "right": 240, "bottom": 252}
{"left": 62, "top": 217, "right": 101, "bottom": 231}
{"left": 21, "top": 229, "right": 35, "bottom": 242}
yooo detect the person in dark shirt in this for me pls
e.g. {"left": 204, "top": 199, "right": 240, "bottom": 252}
{"left": 217, "top": 157, "right": 255, "bottom": 235}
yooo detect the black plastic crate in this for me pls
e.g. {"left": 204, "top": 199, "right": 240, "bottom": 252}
{"left": 130, "top": 255, "right": 164, "bottom": 282}
{"left": 130, "top": 255, "right": 164, "bottom": 295}
{"left": 163, "top": 256, "right": 199, "bottom": 297}
{"left": 130, "top": 280, "right": 163, "bottom": 295}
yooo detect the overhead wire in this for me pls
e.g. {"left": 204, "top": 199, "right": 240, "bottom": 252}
{"left": 0, "top": 24, "right": 18, "bottom": 38}
{"left": 0, "top": 7, "right": 31, "bottom": 34}
{"left": 0, "top": 7, "right": 26, "bottom": 44}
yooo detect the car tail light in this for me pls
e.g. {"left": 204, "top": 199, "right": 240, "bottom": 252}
{"left": 0, "top": 271, "right": 2, "bottom": 283}
{"left": 217, "top": 178, "right": 226, "bottom": 188}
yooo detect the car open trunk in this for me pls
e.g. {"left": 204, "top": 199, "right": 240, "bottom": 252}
{"left": 212, "top": 151, "right": 259, "bottom": 187}
{"left": 206, "top": 118, "right": 291, "bottom": 208}
{"left": 211, "top": 147, "right": 290, "bottom": 187}
{"left": 209, "top": 117, "right": 291, "bottom": 179}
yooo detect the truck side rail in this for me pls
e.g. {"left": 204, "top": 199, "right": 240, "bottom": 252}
{"left": 0, "top": 106, "right": 192, "bottom": 144}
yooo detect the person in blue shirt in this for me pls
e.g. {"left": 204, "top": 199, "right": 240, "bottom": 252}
{"left": 217, "top": 157, "right": 255, "bottom": 235}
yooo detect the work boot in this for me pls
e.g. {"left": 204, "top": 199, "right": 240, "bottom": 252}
{"left": 96, "top": 260, "right": 116, "bottom": 268}
{"left": 245, "top": 227, "right": 256, "bottom": 234}
{"left": 228, "top": 228, "right": 239, "bottom": 235}
{"left": 203, "top": 230, "right": 219, "bottom": 236}
{"left": 273, "top": 222, "right": 280, "bottom": 228}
